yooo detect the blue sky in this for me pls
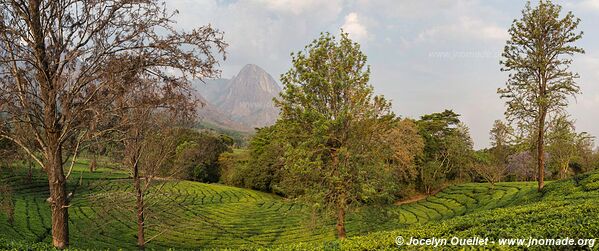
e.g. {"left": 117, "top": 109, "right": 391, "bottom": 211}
{"left": 168, "top": 0, "right": 599, "bottom": 149}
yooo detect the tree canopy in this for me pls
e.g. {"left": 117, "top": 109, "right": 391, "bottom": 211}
{"left": 499, "top": 0, "right": 584, "bottom": 191}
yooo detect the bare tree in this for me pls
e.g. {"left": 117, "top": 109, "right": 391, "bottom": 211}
{"left": 124, "top": 114, "right": 182, "bottom": 249}
{"left": 94, "top": 52, "right": 201, "bottom": 248}
{"left": 0, "top": 1, "right": 226, "bottom": 248}
{"left": 472, "top": 163, "right": 507, "bottom": 186}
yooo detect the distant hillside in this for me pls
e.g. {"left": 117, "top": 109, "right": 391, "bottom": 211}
{"left": 194, "top": 64, "right": 281, "bottom": 131}
{"left": 194, "top": 93, "right": 251, "bottom": 133}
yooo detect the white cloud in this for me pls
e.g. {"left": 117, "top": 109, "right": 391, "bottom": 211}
{"left": 354, "top": 0, "right": 462, "bottom": 19}
{"left": 258, "top": 0, "right": 343, "bottom": 16}
{"left": 579, "top": 0, "right": 599, "bottom": 11}
{"left": 164, "top": 0, "right": 599, "bottom": 148}
{"left": 166, "top": 0, "right": 344, "bottom": 78}
{"left": 341, "top": 12, "right": 369, "bottom": 42}
{"left": 417, "top": 16, "right": 508, "bottom": 43}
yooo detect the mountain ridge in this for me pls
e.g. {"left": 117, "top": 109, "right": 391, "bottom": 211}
{"left": 194, "top": 64, "right": 281, "bottom": 131}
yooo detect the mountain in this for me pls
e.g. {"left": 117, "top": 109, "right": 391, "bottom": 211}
{"left": 194, "top": 93, "right": 251, "bottom": 132}
{"left": 194, "top": 64, "right": 282, "bottom": 131}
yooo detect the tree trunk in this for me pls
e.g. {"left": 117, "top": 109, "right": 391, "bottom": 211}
{"left": 90, "top": 156, "right": 97, "bottom": 173}
{"left": 47, "top": 141, "right": 69, "bottom": 249}
{"left": 336, "top": 203, "right": 346, "bottom": 239}
{"left": 331, "top": 150, "right": 346, "bottom": 239}
{"left": 537, "top": 112, "right": 546, "bottom": 192}
{"left": 26, "top": 161, "right": 33, "bottom": 183}
{"left": 133, "top": 159, "right": 145, "bottom": 249}
{"left": 560, "top": 161, "right": 567, "bottom": 179}
{"left": 29, "top": 0, "right": 70, "bottom": 246}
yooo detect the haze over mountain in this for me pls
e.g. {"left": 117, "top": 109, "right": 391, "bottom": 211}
{"left": 194, "top": 64, "right": 282, "bottom": 131}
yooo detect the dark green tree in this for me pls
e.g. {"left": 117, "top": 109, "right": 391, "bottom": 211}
{"left": 173, "top": 129, "right": 233, "bottom": 183}
{"left": 416, "top": 110, "right": 474, "bottom": 192}
{"left": 274, "top": 32, "right": 398, "bottom": 239}
{"left": 243, "top": 125, "right": 285, "bottom": 192}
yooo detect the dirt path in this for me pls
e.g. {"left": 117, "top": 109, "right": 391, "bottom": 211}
{"left": 395, "top": 194, "right": 428, "bottom": 205}
{"left": 394, "top": 186, "right": 446, "bottom": 206}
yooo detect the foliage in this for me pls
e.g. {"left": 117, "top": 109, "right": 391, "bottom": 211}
{"left": 418, "top": 160, "right": 447, "bottom": 194}
{"left": 445, "top": 123, "right": 475, "bottom": 181}
{"left": 2, "top": 162, "right": 599, "bottom": 250}
{"left": 546, "top": 116, "right": 577, "bottom": 178}
{"left": 472, "top": 151, "right": 508, "bottom": 185}
{"left": 173, "top": 129, "right": 234, "bottom": 183}
{"left": 415, "top": 110, "right": 474, "bottom": 192}
{"left": 489, "top": 120, "right": 515, "bottom": 165}
{"left": 272, "top": 31, "right": 403, "bottom": 238}
{"left": 386, "top": 119, "right": 425, "bottom": 187}
{"left": 417, "top": 110, "right": 461, "bottom": 161}
{"left": 506, "top": 151, "right": 538, "bottom": 181}
{"left": 240, "top": 126, "right": 286, "bottom": 192}
{"left": 218, "top": 149, "right": 250, "bottom": 187}
{"left": 196, "top": 121, "right": 253, "bottom": 147}
{"left": 499, "top": 0, "right": 585, "bottom": 190}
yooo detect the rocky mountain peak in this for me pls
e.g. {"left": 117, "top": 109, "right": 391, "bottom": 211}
{"left": 195, "top": 64, "right": 282, "bottom": 131}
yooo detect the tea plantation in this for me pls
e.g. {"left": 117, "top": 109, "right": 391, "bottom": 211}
{"left": 1, "top": 163, "right": 598, "bottom": 250}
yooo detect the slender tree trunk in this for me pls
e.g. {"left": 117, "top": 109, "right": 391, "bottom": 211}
{"left": 537, "top": 111, "right": 546, "bottom": 191}
{"left": 336, "top": 200, "right": 346, "bottom": 239}
{"left": 26, "top": 161, "right": 33, "bottom": 183}
{"left": 133, "top": 158, "right": 145, "bottom": 249}
{"left": 46, "top": 136, "right": 69, "bottom": 249}
{"left": 331, "top": 150, "right": 346, "bottom": 240}
{"left": 560, "top": 160, "right": 568, "bottom": 179}
{"left": 90, "top": 156, "right": 97, "bottom": 173}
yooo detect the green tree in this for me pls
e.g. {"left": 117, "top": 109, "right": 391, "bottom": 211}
{"left": 446, "top": 123, "right": 475, "bottom": 181}
{"left": 416, "top": 110, "right": 473, "bottom": 191}
{"left": 274, "top": 32, "right": 398, "bottom": 239}
{"left": 417, "top": 110, "right": 461, "bottom": 162}
{"left": 570, "top": 131, "right": 595, "bottom": 174}
{"left": 174, "top": 130, "right": 233, "bottom": 183}
{"left": 489, "top": 120, "right": 514, "bottom": 165}
{"left": 546, "top": 116, "right": 577, "bottom": 178}
{"left": 499, "top": 0, "right": 584, "bottom": 191}
{"left": 218, "top": 149, "right": 250, "bottom": 187}
{"left": 244, "top": 125, "right": 285, "bottom": 193}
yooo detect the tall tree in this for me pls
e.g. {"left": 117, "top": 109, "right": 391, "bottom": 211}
{"left": 0, "top": 1, "right": 226, "bottom": 248}
{"left": 101, "top": 54, "right": 202, "bottom": 248}
{"left": 499, "top": 0, "right": 584, "bottom": 191}
{"left": 275, "top": 32, "right": 398, "bottom": 239}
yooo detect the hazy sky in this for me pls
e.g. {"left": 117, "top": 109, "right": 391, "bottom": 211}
{"left": 168, "top": 0, "right": 599, "bottom": 149}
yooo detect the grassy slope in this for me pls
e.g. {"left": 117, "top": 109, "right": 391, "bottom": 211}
{"left": 290, "top": 173, "right": 599, "bottom": 250}
{"left": 0, "top": 162, "right": 598, "bottom": 250}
